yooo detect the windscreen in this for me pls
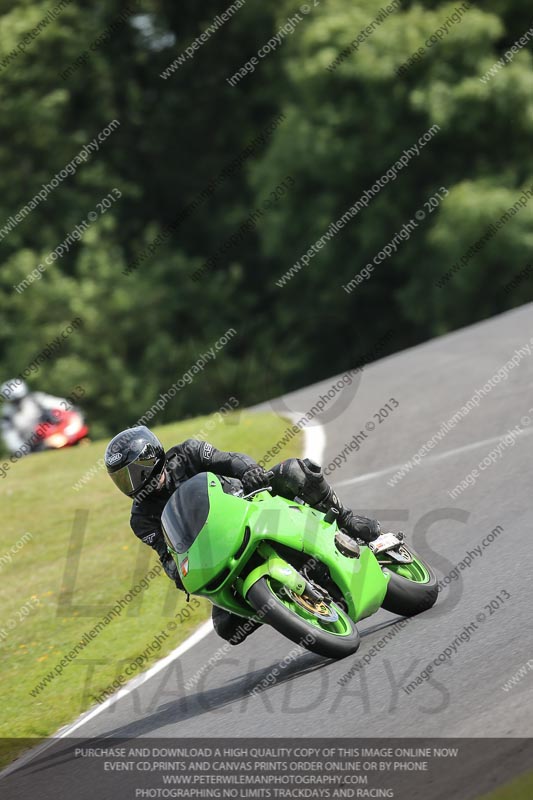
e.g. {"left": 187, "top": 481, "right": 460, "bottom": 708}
{"left": 161, "top": 472, "right": 210, "bottom": 553}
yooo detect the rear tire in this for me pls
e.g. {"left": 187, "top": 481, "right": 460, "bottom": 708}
{"left": 247, "top": 576, "right": 360, "bottom": 659}
{"left": 381, "top": 549, "right": 438, "bottom": 617}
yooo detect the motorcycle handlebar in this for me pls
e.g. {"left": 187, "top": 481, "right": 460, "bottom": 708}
{"left": 242, "top": 485, "right": 273, "bottom": 500}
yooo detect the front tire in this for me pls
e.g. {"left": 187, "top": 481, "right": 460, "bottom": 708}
{"left": 380, "top": 548, "right": 438, "bottom": 617}
{"left": 247, "top": 576, "right": 360, "bottom": 659}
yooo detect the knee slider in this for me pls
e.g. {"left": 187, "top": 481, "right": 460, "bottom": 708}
{"left": 294, "top": 458, "right": 331, "bottom": 507}
{"left": 272, "top": 457, "right": 332, "bottom": 506}
{"left": 272, "top": 457, "right": 308, "bottom": 497}
{"left": 299, "top": 458, "right": 331, "bottom": 505}
{"left": 301, "top": 458, "right": 322, "bottom": 475}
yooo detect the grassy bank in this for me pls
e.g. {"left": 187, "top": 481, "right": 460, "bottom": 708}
{"left": 0, "top": 410, "right": 302, "bottom": 766}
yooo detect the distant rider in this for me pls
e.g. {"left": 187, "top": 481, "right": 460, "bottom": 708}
{"left": 0, "top": 379, "right": 67, "bottom": 455}
{"left": 105, "top": 426, "right": 381, "bottom": 645}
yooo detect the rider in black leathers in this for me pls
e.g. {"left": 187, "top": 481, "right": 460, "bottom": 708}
{"left": 105, "top": 426, "right": 380, "bottom": 645}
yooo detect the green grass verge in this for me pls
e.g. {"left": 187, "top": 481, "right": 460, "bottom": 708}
{"left": 0, "top": 410, "right": 302, "bottom": 767}
{"left": 477, "top": 770, "right": 533, "bottom": 799}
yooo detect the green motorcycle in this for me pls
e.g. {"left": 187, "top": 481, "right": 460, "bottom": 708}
{"left": 162, "top": 472, "right": 438, "bottom": 659}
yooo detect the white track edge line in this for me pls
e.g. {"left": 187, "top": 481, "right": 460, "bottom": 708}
{"left": 334, "top": 425, "right": 533, "bottom": 488}
{"left": 0, "top": 413, "right": 327, "bottom": 778}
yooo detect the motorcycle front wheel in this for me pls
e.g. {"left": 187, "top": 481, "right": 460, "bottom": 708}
{"left": 247, "top": 576, "right": 360, "bottom": 659}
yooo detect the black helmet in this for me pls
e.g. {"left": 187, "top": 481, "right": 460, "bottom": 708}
{"left": 105, "top": 426, "right": 165, "bottom": 498}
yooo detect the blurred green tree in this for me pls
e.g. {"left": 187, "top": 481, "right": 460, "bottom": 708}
{"left": 0, "top": 0, "right": 531, "bottom": 444}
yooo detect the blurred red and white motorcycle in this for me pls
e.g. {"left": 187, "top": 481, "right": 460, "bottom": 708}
{"left": 34, "top": 408, "right": 89, "bottom": 450}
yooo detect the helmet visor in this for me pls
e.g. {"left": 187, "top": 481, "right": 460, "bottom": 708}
{"left": 110, "top": 455, "right": 161, "bottom": 497}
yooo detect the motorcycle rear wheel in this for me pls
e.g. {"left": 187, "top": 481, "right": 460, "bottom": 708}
{"left": 379, "top": 547, "right": 438, "bottom": 617}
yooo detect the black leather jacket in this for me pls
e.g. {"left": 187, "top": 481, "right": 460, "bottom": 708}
{"left": 130, "top": 438, "right": 257, "bottom": 561}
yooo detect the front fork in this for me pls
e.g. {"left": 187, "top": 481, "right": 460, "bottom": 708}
{"left": 240, "top": 542, "right": 315, "bottom": 600}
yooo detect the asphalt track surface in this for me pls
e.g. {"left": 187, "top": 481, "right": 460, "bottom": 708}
{"left": 4, "top": 304, "right": 533, "bottom": 797}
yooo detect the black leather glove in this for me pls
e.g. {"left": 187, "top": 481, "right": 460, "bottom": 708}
{"left": 241, "top": 466, "right": 273, "bottom": 494}
{"left": 160, "top": 552, "right": 177, "bottom": 580}
{"left": 160, "top": 553, "right": 183, "bottom": 589}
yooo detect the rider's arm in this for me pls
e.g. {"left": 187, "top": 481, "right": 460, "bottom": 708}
{"left": 32, "top": 391, "right": 67, "bottom": 410}
{"left": 1, "top": 410, "right": 25, "bottom": 455}
{"left": 130, "top": 509, "right": 182, "bottom": 587}
{"left": 175, "top": 438, "right": 259, "bottom": 480}
{"left": 130, "top": 509, "right": 168, "bottom": 560}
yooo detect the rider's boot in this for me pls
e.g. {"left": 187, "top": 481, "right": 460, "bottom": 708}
{"left": 321, "top": 490, "right": 381, "bottom": 543}
{"left": 211, "top": 606, "right": 261, "bottom": 646}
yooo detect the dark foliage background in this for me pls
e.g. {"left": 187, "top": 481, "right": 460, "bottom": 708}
{"left": 1, "top": 0, "right": 531, "bottom": 438}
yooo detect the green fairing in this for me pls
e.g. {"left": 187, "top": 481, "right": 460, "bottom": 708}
{"left": 163, "top": 472, "right": 389, "bottom": 623}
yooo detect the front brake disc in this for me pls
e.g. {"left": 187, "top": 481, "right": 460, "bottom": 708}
{"left": 288, "top": 591, "right": 339, "bottom": 623}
